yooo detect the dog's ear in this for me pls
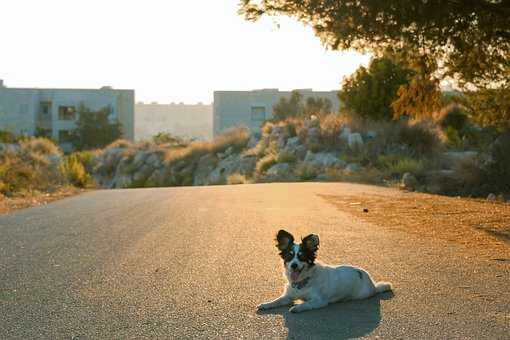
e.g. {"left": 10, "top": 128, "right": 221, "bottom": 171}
{"left": 276, "top": 230, "right": 294, "bottom": 251}
{"left": 302, "top": 234, "right": 319, "bottom": 252}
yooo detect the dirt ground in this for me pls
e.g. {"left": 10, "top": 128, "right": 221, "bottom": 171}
{"left": 0, "top": 187, "right": 87, "bottom": 216}
{"left": 321, "top": 190, "right": 510, "bottom": 259}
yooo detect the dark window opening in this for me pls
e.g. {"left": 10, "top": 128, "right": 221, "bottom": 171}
{"left": 58, "top": 106, "right": 76, "bottom": 120}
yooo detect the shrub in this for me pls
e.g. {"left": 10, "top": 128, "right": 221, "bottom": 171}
{"left": 395, "top": 122, "right": 442, "bottom": 157}
{"left": 59, "top": 154, "right": 91, "bottom": 188}
{"left": 19, "top": 138, "right": 60, "bottom": 156}
{"left": 256, "top": 153, "right": 277, "bottom": 173}
{"left": 439, "top": 104, "right": 469, "bottom": 131}
{"left": 227, "top": 174, "right": 248, "bottom": 185}
{"left": 277, "top": 152, "right": 297, "bottom": 164}
{"left": 295, "top": 163, "right": 318, "bottom": 180}
{"left": 377, "top": 155, "right": 426, "bottom": 178}
{"left": 71, "top": 104, "right": 123, "bottom": 150}
{"left": 0, "top": 130, "right": 16, "bottom": 143}
{"left": 485, "top": 131, "right": 510, "bottom": 193}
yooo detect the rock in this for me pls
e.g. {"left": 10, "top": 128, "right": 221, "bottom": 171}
{"left": 225, "top": 146, "right": 234, "bottom": 156}
{"left": 247, "top": 133, "right": 260, "bottom": 149}
{"left": 487, "top": 193, "right": 497, "bottom": 201}
{"left": 304, "top": 152, "right": 345, "bottom": 169}
{"left": 114, "top": 174, "right": 133, "bottom": 188}
{"left": 366, "top": 131, "right": 377, "bottom": 140}
{"left": 193, "top": 154, "right": 218, "bottom": 186}
{"left": 133, "top": 151, "right": 149, "bottom": 168}
{"left": 207, "top": 154, "right": 242, "bottom": 185}
{"left": 132, "top": 164, "right": 154, "bottom": 183}
{"left": 267, "top": 163, "right": 290, "bottom": 177}
{"left": 339, "top": 127, "right": 351, "bottom": 141}
{"left": 146, "top": 168, "right": 169, "bottom": 186}
{"left": 285, "top": 137, "right": 300, "bottom": 149}
{"left": 294, "top": 145, "right": 307, "bottom": 160}
{"left": 401, "top": 172, "right": 418, "bottom": 190}
{"left": 145, "top": 153, "right": 162, "bottom": 168}
{"left": 348, "top": 133, "right": 363, "bottom": 149}
{"left": 344, "top": 163, "right": 361, "bottom": 174}
{"left": 239, "top": 156, "right": 257, "bottom": 175}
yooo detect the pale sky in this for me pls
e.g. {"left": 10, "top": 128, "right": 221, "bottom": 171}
{"left": 0, "top": 0, "right": 370, "bottom": 104}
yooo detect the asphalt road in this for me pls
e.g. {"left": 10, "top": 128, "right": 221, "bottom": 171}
{"left": 1, "top": 183, "right": 509, "bottom": 339}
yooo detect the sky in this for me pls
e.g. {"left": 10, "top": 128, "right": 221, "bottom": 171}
{"left": 0, "top": 0, "right": 370, "bottom": 104}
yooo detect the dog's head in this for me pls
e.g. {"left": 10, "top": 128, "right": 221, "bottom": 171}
{"left": 275, "top": 229, "right": 319, "bottom": 283}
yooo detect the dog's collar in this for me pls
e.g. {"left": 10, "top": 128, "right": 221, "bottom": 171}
{"left": 291, "top": 277, "right": 310, "bottom": 289}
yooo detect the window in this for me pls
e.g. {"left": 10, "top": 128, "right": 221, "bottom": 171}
{"left": 58, "top": 106, "right": 76, "bottom": 120}
{"left": 39, "top": 102, "right": 52, "bottom": 116}
{"left": 58, "top": 130, "right": 73, "bottom": 142}
{"left": 251, "top": 106, "right": 266, "bottom": 122}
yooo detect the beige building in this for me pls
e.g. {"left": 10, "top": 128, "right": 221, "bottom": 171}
{"left": 0, "top": 80, "right": 134, "bottom": 147}
{"left": 135, "top": 102, "right": 212, "bottom": 141}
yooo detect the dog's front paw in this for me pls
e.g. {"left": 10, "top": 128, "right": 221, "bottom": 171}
{"left": 289, "top": 305, "right": 304, "bottom": 313}
{"left": 257, "top": 302, "right": 272, "bottom": 311}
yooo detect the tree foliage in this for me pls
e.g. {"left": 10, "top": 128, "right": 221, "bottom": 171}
{"left": 273, "top": 90, "right": 333, "bottom": 120}
{"left": 339, "top": 56, "right": 413, "bottom": 120}
{"left": 239, "top": 0, "right": 510, "bottom": 89}
{"left": 71, "top": 105, "right": 122, "bottom": 150}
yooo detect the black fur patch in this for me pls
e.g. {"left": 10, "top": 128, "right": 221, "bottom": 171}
{"left": 297, "top": 243, "right": 317, "bottom": 265}
{"left": 356, "top": 270, "right": 363, "bottom": 279}
{"left": 276, "top": 230, "right": 294, "bottom": 262}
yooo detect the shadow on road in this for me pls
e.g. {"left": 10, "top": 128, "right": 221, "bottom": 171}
{"left": 257, "top": 291, "right": 394, "bottom": 340}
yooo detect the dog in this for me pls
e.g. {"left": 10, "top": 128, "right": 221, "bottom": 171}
{"left": 257, "top": 230, "right": 392, "bottom": 313}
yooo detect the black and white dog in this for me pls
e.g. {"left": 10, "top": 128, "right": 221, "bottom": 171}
{"left": 257, "top": 230, "right": 392, "bottom": 313}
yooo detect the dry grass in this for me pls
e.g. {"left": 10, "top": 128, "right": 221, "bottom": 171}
{"left": 0, "top": 186, "right": 86, "bottom": 215}
{"left": 227, "top": 173, "right": 249, "bottom": 185}
{"left": 322, "top": 192, "right": 510, "bottom": 258}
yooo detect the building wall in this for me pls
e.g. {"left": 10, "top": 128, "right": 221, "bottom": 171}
{"left": 213, "top": 89, "right": 340, "bottom": 136}
{"left": 0, "top": 84, "right": 135, "bottom": 146}
{"left": 135, "top": 103, "right": 212, "bottom": 141}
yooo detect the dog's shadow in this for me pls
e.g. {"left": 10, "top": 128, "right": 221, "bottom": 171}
{"left": 257, "top": 291, "right": 394, "bottom": 340}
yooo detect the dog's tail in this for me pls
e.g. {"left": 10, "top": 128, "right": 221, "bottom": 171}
{"left": 375, "top": 281, "right": 393, "bottom": 293}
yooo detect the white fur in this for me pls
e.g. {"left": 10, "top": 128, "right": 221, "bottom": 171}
{"left": 258, "top": 261, "right": 392, "bottom": 313}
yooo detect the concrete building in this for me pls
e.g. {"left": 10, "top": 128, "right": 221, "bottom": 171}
{"left": 0, "top": 80, "right": 134, "bottom": 147}
{"left": 135, "top": 102, "right": 212, "bottom": 141}
{"left": 213, "top": 89, "right": 341, "bottom": 136}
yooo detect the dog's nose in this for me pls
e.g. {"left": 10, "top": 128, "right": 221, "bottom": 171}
{"left": 291, "top": 263, "right": 298, "bottom": 270}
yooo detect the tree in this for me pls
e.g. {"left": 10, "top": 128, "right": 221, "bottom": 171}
{"left": 71, "top": 104, "right": 122, "bottom": 150}
{"left": 239, "top": 0, "right": 510, "bottom": 89}
{"left": 273, "top": 91, "right": 333, "bottom": 120}
{"left": 339, "top": 56, "right": 413, "bottom": 120}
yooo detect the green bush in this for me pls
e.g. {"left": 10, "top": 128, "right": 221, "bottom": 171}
{"left": 440, "top": 104, "right": 469, "bottom": 131}
{"left": 0, "top": 130, "right": 16, "bottom": 143}
{"left": 295, "top": 163, "right": 318, "bottom": 180}
{"left": 485, "top": 131, "right": 510, "bottom": 193}
{"left": 377, "top": 154, "right": 426, "bottom": 178}
{"left": 339, "top": 56, "right": 413, "bottom": 121}
{"left": 277, "top": 152, "right": 297, "bottom": 164}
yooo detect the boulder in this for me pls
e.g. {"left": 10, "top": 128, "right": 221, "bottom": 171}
{"left": 133, "top": 151, "right": 149, "bottom": 168}
{"left": 401, "top": 172, "right": 418, "bottom": 190}
{"left": 339, "top": 127, "right": 351, "bottom": 141}
{"left": 487, "top": 193, "right": 497, "bottom": 201}
{"left": 239, "top": 155, "right": 257, "bottom": 175}
{"left": 193, "top": 154, "right": 218, "bottom": 186}
{"left": 344, "top": 163, "right": 362, "bottom": 174}
{"left": 267, "top": 163, "right": 291, "bottom": 177}
{"left": 348, "top": 133, "right": 364, "bottom": 149}
{"left": 132, "top": 164, "right": 154, "bottom": 183}
{"left": 304, "top": 151, "right": 345, "bottom": 169}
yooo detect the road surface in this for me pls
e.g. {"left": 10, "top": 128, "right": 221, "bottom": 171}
{"left": 1, "top": 183, "right": 509, "bottom": 339}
